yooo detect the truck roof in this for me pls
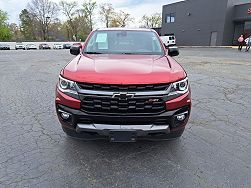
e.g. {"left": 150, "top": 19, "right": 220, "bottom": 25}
{"left": 96, "top": 28, "right": 154, "bottom": 32}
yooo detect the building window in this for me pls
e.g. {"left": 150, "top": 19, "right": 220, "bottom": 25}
{"left": 165, "top": 13, "right": 175, "bottom": 23}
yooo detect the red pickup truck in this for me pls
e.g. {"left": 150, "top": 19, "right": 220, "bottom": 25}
{"left": 55, "top": 28, "right": 191, "bottom": 142}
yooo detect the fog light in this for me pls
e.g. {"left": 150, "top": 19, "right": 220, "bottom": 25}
{"left": 61, "top": 112, "right": 70, "bottom": 120}
{"left": 58, "top": 109, "right": 71, "bottom": 120}
{"left": 172, "top": 111, "right": 189, "bottom": 128}
{"left": 176, "top": 114, "right": 186, "bottom": 121}
{"left": 175, "top": 111, "right": 188, "bottom": 122}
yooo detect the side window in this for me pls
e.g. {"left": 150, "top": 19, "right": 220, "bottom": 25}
{"left": 165, "top": 14, "right": 171, "bottom": 23}
{"left": 170, "top": 13, "right": 175, "bottom": 23}
{"left": 165, "top": 13, "right": 175, "bottom": 23}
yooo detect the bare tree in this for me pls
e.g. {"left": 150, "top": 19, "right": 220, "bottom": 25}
{"left": 28, "top": 0, "right": 59, "bottom": 41}
{"left": 9, "top": 23, "right": 23, "bottom": 41}
{"left": 110, "top": 10, "right": 134, "bottom": 27}
{"left": 59, "top": 0, "right": 78, "bottom": 40}
{"left": 99, "top": 3, "right": 115, "bottom": 28}
{"left": 141, "top": 13, "right": 161, "bottom": 28}
{"left": 82, "top": 0, "right": 97, "bottom": 31}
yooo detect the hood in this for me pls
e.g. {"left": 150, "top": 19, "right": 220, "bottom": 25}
{"left": 63, "top": 54, "right": 186, "bottom": 84}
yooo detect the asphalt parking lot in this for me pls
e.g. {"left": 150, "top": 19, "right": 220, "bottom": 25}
{"left": 0, "top": 48, "right": 250, "bottom": 188}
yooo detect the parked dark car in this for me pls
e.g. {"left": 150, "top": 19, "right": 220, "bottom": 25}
{"left": 56, "top": 28, "right": 191, "bottom": 142}
{"left": 0, "top": 44, "right": 10, "bottom": 50}
{"left": 63, "top": 44, "right": 72, "bottom": 49}
{"left": 39, "top": 43, "right": 51, "bottom": 49}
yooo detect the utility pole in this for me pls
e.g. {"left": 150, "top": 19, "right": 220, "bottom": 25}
{"left": 45, "top": 16, "right": 50, "bottom": 41}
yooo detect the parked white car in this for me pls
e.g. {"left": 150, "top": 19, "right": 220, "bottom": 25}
{"left": 26, "top": 44, "right": 37, "bottom": 50}
{"left": 53, "top": 44, "right": 63, "bottom": 49}
{"left": 15, "top": 42, "right": 25, "bottom": 50}
{"left": 160, "top": 35, "right": 176, "bottom": 47}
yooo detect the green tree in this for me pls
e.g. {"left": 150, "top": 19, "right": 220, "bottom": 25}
{"left": 74, "top": 10, "right": 90, "bottom": 41}
{"left": 19, "top": 9, "right": 36, "bottom": 40}
{"left": 0, "top": 9, "right": 12, "bottom": 41}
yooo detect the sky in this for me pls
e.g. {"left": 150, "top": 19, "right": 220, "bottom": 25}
{"left": 0, "top": 0, "right": 183, "bottom": 27}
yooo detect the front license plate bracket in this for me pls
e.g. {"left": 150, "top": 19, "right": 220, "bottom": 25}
{"left": 109, "top": 130, "right": 137, "bottom": 142}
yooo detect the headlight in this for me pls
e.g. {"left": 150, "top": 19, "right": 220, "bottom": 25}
{"left": 58, "top": 75, "right": 79, "bottom": 99}
{"left": 168, "top": 77, "right": 189, "bottom": 96}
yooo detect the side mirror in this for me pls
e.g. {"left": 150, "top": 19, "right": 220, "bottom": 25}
{"left": 70, "top": 46, "right": 80, "bottom": 55}
{"left": 168, "top": 46, "right": 179, "bottom": 57}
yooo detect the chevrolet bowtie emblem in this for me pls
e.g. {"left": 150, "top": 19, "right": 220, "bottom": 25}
{"left": 112, "top": 92, "right": 135, "bottom": 100}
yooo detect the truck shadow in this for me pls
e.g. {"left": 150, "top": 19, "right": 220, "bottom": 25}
{"left": 62, "top": 135, "right": 184, "bottom": 165}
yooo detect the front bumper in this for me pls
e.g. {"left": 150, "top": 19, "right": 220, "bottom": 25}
{"left": 57, "top": 104, "right": 190, "bottom": 141}
{"left": 76, "top": 123, "right": 171, "bottom": 142}
{"left": 56, "top": 88, "right": 191, "bottom": 141}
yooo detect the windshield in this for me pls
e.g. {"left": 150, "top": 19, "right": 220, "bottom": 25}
{"left": 84, "top": 30, "right": 164, "bottom": 55}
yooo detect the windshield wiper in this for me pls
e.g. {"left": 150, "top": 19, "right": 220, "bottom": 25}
{"left": 122, "top": 52, "right": 135, "bottom": 54}
{"left": 85, "top": 52, "right": 103, "bottom": 54}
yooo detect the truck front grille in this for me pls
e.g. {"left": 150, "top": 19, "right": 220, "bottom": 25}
{"left": 80, "top": 95, "right": 165, "bottom": 115}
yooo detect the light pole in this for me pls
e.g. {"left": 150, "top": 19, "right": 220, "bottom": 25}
{"left": 45, "top": 16, "right": 50, "bottom": 41}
